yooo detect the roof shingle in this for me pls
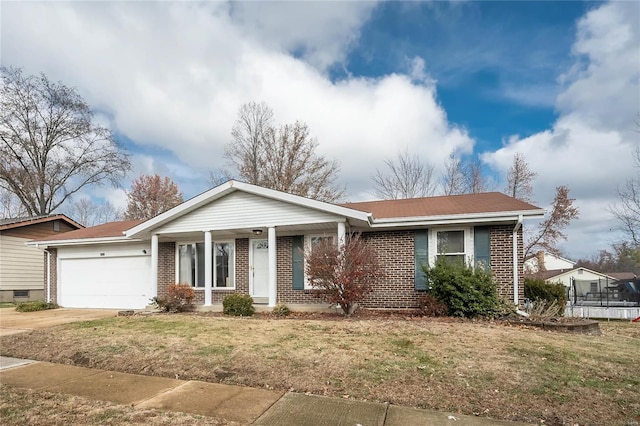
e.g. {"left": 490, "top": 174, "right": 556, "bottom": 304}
{"left": 36, "top": 220, "right": 143, "bottom": 241}
{"left": 341, "top": 192, "right": 541, "bottom": 219}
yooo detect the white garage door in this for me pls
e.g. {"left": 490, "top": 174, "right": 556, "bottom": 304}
{"left": 59, "top": 255, "right": 152, "bottom": 309}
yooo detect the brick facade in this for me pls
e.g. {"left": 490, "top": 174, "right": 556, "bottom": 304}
{"left": 490, "top": 225, "right": 524, "bottom": 306}
{"left": 153, "top": 225, "right": 524, "bottom": 309}
{"left": 46, "top": 248, "right": 57, "bottom": 303}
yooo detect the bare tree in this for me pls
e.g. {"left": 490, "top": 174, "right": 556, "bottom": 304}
{"left": 524, "top": 185, "right": 579, "bottom": 260}
{"left": 372, "top": 149, "right": 436, "bottom": 199}
{"left": 304, "top": 233, "right": 385, "bottom": 316}
{"left": 505, "top": 153, "right": 537, "bottom": 201}
{"left": 225, "top": 102, "right": 344, "bottom": 202}
{"left": 0, "top": 188, "right": 27, "bottom": 218}
{"left": 224, "top": 101, "right": 273, "bottom": 185}
{"left": 65, "top": 198, "right": 123, "bottom": 226}
{"left": 464, "top": 158, "right": 491, "bottom": 194}
{"left": 440, "top": 154, "right": 466, "bottom": 195}
{"left": 610, "top": 147, "right": 640, "bottom": 246}
{"left": 208, "top": 169, "right": 233, "bottom": 188}
{"left": 0, "top": 67, "right": 131, "bottom": 216}
{"left": 125, "top": 174, "right": 183, "bottom": 220}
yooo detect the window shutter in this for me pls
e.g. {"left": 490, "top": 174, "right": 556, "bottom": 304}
{"left": 414, "top": 230, "right": 429, "bottom": 290}
{"left": 474, "top": 226, "right": 491, "bottom": 271}
{"left": 292, "top": 236, "right": 304, "bottom": 290}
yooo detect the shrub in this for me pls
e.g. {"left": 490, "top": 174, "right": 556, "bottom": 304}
{"left": 153, "top": 283, "right": 195, "bottom": 313}
{"left": 304, "top": 233, "right": 384, "bottom": 316}
{"left": 417, "top": 294, "right": 448, "bottom": 317}
{"left": 272, "top": 303, "right": 291, "bottom": 317}
{"left": 223, "top": 293, "right": 255, "bottom": 316}
{"left": 423, "top": 259, "right": 502, "bottom": 318}
{"left": 524, "top": 278, "right": 567, "bottom": 316}
{"left": 15, "top": 301, "right": 59, "bottom": 312}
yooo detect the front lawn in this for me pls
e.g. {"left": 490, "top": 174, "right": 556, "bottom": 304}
{"left": 1, "top": 314, "right": 638, "bottom": 425}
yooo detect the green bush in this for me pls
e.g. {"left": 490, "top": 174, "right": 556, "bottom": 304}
{"left": 272, "top": 303, "right": 291, "bottom": 317}
{"left": 222, "top": 293, "right": 255, "bottom": 316}
{"left": 422, "top": 259, "right": 502, "bottom": 318}
{"left": 15, "top": 301, "right": 59, "bottom": 312}
{"left": 524, "top": 278, "right": 567, "bottom": 316}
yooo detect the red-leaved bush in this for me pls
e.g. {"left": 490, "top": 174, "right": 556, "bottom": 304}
{"left": 304, "top": 233, "right": 384, "bottom": 316}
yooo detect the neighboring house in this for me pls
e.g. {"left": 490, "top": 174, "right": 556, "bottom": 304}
{"left": 30, "top": 181, "right": 544, "bottom": 310}
{"left": 524, "top": 251, "right": 575, "bottom": 273}
{"left": 535, "top": 267, "right": 618, "bottom": 289}
{"left": 0, "top": 215, "right": 83, "bottom": 302}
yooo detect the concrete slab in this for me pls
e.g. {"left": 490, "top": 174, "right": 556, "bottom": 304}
{"left": 0, "top": 308, "right": 119, "bottom": 336}
{"left": 0, "top": 356, "right": 35, "bottom": 370}
{"left": 138, "top": 380, "right": 283, "bottom": 424}
{"left": 254, "top": 392, "right": 386, "bottom": 426}
{"left": 48, "top": 370, "right": 183, "bottom": 405}
{"left": 385, "top": 406, "right": 528, "bottom": 426}
{"left": 0, "top": 361, "right": 100, "bottom": 389}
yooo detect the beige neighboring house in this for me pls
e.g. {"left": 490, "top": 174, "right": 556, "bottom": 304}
{"left": 537, "top": 267, "right": 618, "bottom": 288}
{"left": 0, "top": 215, "right": 82, "bottom": 302}
{"left": 524, "top": 250, "right": 575, "bottom": 274}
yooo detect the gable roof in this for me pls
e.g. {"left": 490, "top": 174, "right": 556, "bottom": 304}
{"left": 125, "top": 180, "right": 372, "bottom": 238}
{"left": 537, "top": 267, "right": 618, "bottom": 282}
{"left": 0, "top": 214, "right": 83, "bottom": 231}
{"left": 342, "top": 192, "right": 541, "bottom": 219}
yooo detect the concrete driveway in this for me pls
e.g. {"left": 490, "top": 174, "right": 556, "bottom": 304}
{"left": 0, "top": 308, "right": 119, "bottom": 336}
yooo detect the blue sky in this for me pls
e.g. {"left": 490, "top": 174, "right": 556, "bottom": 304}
{"left": 1, "top": 0, "right": 638, "bottom": 259}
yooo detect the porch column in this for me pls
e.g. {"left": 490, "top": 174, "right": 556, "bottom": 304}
{"left": 204, "top": 230, "right": 212, "bottom": 306}
{"left": 337, "top": 221, "right": 346, "bottom": 248}
{"left": 151, "top": 234, "right": 158, "bottom": 299}
{"left": 268, "top": 226, "right": 277, "bottom": 307}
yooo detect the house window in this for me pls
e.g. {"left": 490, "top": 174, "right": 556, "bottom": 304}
{"left": 304, "top": 234, "right": 336, "bottom": 289}
{"left": 177, "top": 241, "right": 235, "bottom": 289}
{"left": 436, "top": 230, "right": 466, "bottom": 266}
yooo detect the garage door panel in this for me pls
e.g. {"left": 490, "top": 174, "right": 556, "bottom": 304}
{"left": 60, "top": 256, "right": 152, "bottom": 309}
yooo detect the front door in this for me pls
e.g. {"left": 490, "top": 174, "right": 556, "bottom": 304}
{"left": 250, "top": 239, "right": 269, "bottom": 297}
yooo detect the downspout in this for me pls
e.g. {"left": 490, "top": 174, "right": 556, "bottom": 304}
{"left": 513, "top": 215, "right": 523, "bottom": 306}
{"left": 45, "top": 249, "right": 51, "bottom": 303}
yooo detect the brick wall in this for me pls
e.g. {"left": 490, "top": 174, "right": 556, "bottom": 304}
{"left": 490, "top": 225, "right": 524, "bottom": 306}
{"left": 155, "top": 225, "right": 523, "bottom": 308}
{"left": 47, "top": 248, "right": 57, "bottom": 303}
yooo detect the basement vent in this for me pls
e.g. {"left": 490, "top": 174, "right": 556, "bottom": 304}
{"left": 13, "top": 290, "right": 29, "bottom": 298}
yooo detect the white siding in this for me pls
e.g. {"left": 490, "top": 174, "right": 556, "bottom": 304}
{"left": 549, "top": 269, "right": 614, "bottom": 287}
{"left": 0, "top": 235, "right": 44, "bottom": 291}
{"left": 156, "top": 191, "right": 342, "bottom": 234}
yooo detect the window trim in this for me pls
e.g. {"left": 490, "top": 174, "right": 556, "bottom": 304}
{"left": 175, "top": 240, "right": 236, "bottom": 290}
{"left": 303, "top": 233, "right": 337, "bottom": 290}
{"left": 429, "top": 227, "right": 475, "bottom": 268}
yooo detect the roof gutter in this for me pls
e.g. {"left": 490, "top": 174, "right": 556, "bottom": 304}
{"left": 368, "top": 210, "right": 544, "bottom": 228}
{"left": 513, "top": 214, "right": 523, "bottom": 305}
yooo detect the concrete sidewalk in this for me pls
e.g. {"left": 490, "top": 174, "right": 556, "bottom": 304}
{"left": 0, "top": 356, "right": 528, "bottom": 425}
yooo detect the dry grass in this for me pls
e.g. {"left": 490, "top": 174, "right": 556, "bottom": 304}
{"left": 0, "top": 384, "right": 229, "bottom": 425}
{"left": 1, "top": 313, "right": 639, "bottom": 425}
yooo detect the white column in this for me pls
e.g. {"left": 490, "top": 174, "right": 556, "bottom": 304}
{"left": 268, "top": 226, "right": 277, "bottom": 307}
{"left": 204, "top": 231, "right": 212, "bottom": 306}
{"left": 337, "top": 221, "right": 346, "bottom": 248}
{"left": 151, "top": 234, "right": 159, "bottom": 299}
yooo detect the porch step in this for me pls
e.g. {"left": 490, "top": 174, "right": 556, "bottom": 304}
{"left": 252, "top": 297, "right": 269, "bottom": 305}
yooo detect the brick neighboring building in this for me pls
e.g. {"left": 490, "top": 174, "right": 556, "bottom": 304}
{"left": 32, "top": 181, "right": 542, "bottom": 310}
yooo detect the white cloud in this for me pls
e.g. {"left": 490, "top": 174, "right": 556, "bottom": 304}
{"left": 482, "top": 1, "right": 640, "bottom": 258}
{"left": 1, "top": 0, "right": 473, "bottom": 202}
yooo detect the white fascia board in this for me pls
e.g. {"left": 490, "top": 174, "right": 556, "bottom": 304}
{"left": 27, "top": 236, "right": 141, "bottom": 248}
{"left": 369, "top": 210, "right": 545, "bottom": 228}
{"left": 126, "top": 180, "right": 372, "bottom": 238}
{"left": 548, "top": 267, "right": 617, "bottom": 282}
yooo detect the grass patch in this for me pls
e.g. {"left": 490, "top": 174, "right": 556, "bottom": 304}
{"left": 0, "top": 302, "right": 16, "bottom": 308}
{"left": 14, "top": 301, "right": 59, "bottom": 312}
{"left": 1, "top": 314, "right": 639, "bottom": 425}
